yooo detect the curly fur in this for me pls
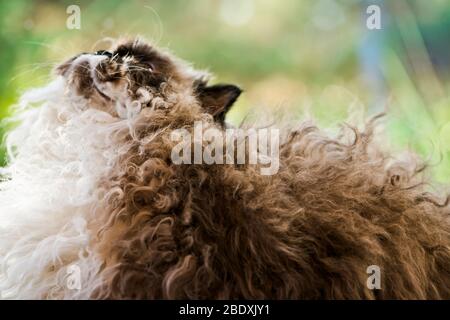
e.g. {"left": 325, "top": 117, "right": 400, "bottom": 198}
{"left": 91, "top": 108, "right": 450, "bottom": 299}
{"left": 0, "top": 38, "right": 449, "bottom": 299}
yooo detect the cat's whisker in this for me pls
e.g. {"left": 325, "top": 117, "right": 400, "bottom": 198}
{"left": 23, "top": 41, "right": 70, "bottom": 55}
{"left": 9, "top": 63, "right": 58, "bottom": 84}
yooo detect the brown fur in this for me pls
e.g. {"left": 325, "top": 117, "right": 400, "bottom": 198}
{"left": 91, "top": 107, "right": 450, "bottom": 300}
{"left": 61, "top": 39, "right": 450, "bottom": 299}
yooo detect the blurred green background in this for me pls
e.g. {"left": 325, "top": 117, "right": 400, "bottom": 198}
{"left": 0, "top": 0, "right": 449, "bottom": 182}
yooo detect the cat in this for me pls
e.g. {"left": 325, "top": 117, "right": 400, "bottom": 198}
{"left": 0, "top": 38, "right": 449, "bottom": 299}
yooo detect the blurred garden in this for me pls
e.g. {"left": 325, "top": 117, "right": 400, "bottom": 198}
{"left": 0, "top": 0, "right": 449, "bottom": 182}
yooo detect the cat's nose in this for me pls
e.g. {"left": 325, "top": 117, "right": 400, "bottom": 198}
{"left": 94, "top": 50, "right": 113, "bottom": 58}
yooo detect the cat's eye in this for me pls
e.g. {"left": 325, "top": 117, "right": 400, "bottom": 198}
{"left": 114, "top": 47, "right": 131, "bottom": 58}
{"left": 95, "top": 50, "right": 113, "bottom": 58}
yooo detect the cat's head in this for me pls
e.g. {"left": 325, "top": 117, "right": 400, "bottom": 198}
{"left": 56, "top": 38, "right": 241, "bottom": 124}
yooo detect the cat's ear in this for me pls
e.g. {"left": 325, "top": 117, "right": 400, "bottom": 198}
{"left": 195, "top": 83, "right": 242, "bottom": 123}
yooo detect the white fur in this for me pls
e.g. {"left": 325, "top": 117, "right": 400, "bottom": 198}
{"left": 0, "top": 76, "right": 136, "bottom": 299}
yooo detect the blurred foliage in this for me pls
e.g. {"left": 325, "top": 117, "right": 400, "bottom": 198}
{"left": 0, "top": 0, "right": 449, "bottom": 182}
